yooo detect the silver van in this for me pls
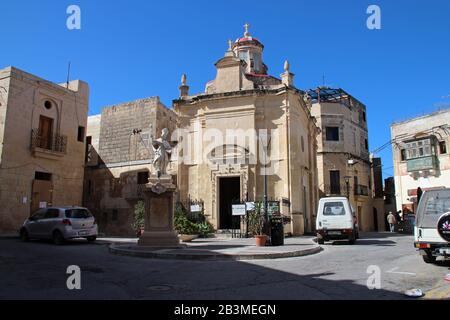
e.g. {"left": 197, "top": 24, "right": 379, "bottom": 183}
{"left": 20, "top": 206, "right": 98, "bottom": 245}
{"left": 414, "top": 188, "right": 450, "bottom": 263}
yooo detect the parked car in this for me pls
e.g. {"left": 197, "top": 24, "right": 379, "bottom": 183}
{"left": 316, "top": 197, "right": 359, "bottom": 245}
{"left": 20, "top": 206, "right": 98, "bottom": 245}
{"left": 414, "top": 188, "right": 450, "bottom": 263}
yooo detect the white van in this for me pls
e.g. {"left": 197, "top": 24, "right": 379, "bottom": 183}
{"left": 414, "top": 188, "right": 450, "bottom": 264}
{"left": 316, "top": 197, "right": 359, "bottom": 245}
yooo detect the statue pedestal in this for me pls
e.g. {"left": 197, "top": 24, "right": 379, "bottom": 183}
{"left": 138, "top": 175, "right": 182, "bottom": 247}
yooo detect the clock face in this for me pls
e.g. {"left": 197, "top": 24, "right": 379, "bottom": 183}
{"left": 437, "top": 213, "right": 450, "bottom": 242}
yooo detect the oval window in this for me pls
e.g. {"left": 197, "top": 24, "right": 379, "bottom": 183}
{"left": 44, "top": 100, "right": 52, "bottom": 110}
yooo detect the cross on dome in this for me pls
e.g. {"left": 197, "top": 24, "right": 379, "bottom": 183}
{"left": 244, "top": 23, "right": 250, "bottom": 37}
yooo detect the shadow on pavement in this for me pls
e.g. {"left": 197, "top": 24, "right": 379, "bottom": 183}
{"left": 0, "top": 235, "right": 433, "bottom": 300}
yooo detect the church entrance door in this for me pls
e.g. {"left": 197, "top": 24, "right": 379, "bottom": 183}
{"left": 219, "top": 177, "right": 241, "bottom": 229}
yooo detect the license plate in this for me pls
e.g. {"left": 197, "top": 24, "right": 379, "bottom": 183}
{"left": 439, "top": 248, "right": 450, "bottom": 255}
{"left": 78, "top": 231, "right": 89, "bottom": 236}
{"left": 328, "top": 231, "right": 341, "bottom": 235}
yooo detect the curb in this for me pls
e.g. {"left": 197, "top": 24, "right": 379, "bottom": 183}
{"left": 108, "top": 242, "right": 323, "bottom": 261}
{"left": 0, "top": 234, "right": 19, "bottom": 239}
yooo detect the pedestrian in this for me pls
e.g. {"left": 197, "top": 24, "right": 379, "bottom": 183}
{"left": 387, "top": 212, "right": 396, "bottom": 233}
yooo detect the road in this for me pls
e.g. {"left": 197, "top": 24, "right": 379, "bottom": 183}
{"left": 0, "top": 232, "right": 449, "bottom": 299}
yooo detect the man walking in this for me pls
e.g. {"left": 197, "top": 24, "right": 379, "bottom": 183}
{"left": 387, "top": 211, "right": 396, "bottom": 233}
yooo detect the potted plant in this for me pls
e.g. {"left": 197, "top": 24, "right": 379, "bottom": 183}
{"left": 174, "top": 203, "right": 199, "bottom": 242}
{"left": 196, "top": 221, "right": 215, "bottom": 238}
{"left": 131, "top": 201, "right": 145, "bottom": 237}
{"left": 247, "top": 202, "right": 267, "bottom": 246}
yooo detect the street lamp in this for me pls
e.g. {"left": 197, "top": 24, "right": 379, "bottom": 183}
{"left": 344, "top": 176, "right": 351, "bottom": 199}
{"left": 259, "top": 132, "right": 272, "bottom": 229}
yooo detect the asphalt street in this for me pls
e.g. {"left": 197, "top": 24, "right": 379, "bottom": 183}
{"left": 0, "top": 232, "right": 449, "bottom": 299}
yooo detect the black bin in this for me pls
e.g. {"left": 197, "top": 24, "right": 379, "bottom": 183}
{"left": 270, "top": 217, "right": 284, "bottom": 246}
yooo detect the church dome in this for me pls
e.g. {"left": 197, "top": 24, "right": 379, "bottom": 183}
{"left": 232, "top": 24, "right": 266, "bottom": 75}
{"left": 234, "top": 36, "right": 264, "bottom": 48}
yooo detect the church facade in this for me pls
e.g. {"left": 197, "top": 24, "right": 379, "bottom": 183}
{"left": 173, "top": 26, "right": 320, "bottom": 235}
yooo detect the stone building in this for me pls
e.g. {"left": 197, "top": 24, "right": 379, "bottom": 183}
{"left": 391, "top": 108, "right": 450, "bottom": 213}
{"left": 83, "top": 97, "right": 177, "bottom": 235}
{"left": 309, "top": 87, "right": 385, "bottom": 231}
{"left": 0, "top": 66, "right": 89, "bottom": 233}
{"left": 173, "top": 26, "right": 320, "bottom": 235}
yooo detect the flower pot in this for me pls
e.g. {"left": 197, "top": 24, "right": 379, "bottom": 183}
{"left": 255, "top": 235, "right": 267, "bottom": 247}
{"left": 179, "top": 234, "right": 199, "bottom": 242}
{"left": 136, "top": 228, "right": 145, "bottom": 237}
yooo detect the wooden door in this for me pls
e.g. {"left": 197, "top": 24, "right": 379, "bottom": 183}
{"left": 38, "top": 116, "right": 53, "bottom": 149}
{"left": 31, "top": 180, "right": 53, "bottom": 215}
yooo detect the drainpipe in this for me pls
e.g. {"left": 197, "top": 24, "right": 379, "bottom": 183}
{"left": 285, "top": 91, "right": 292, "bottom": 232}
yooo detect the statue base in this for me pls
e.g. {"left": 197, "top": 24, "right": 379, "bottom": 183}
{"left": 137, "top": 174, "right": 181, "bottom": 248}
{"left": 138, "top": 231, "right": 183, "bottom": 247}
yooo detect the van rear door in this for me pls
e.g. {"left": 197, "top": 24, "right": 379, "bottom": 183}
{"left": 320, "top": 200, "right": 353, "bottom": 230}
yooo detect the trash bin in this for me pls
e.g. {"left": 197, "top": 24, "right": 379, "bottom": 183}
{"left": 270, "top": 217, "right": 284, "bottom": 246}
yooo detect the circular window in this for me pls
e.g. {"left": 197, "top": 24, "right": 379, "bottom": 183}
{"left": 44, "top": 100, "right": 52, "bottom": 110}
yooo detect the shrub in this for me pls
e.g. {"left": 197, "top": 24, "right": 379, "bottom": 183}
{"left": 131, "top": 201, "right": 145, "bottom": 235}
{"left": 174, "top": 202, "right": 215, "bottom": 236}
{"left": 196, "top": 221, "right": 215, "bottom": 237}
{"left": 246, "top": 202, "right": 266, "bottom": 236}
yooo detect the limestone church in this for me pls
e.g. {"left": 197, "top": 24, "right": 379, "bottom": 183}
{"left": 84, "top": 25, "right": 320, "bottom": 236}
{"left": 173, "top": 25, "right": 319, "bottom": 235}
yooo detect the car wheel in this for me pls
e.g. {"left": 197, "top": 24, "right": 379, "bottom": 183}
{"left": 53, "top": 230, "right": 65, "bottom": 245}
{"left": 422, "top": 251, "right": 437, "bottom": 264}
{"left": 317, "top": 234, "right": 325, "bottom": 245}
{"left": 20, "top": 229, "right": 29, "bottom": 242}
{"left": 86, "top": 236, "right": 97, "bottom": 243}
{"left": 349, "top": 234, "right": 356, "bottom": 245}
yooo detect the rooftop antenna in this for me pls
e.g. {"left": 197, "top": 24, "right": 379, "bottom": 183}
{"left": 66, "top": 61, "right": 71, "bottom": 89}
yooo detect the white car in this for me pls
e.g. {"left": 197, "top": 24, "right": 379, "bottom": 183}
{"left": 20, "top": 206, "right": 98, "bottom": 245}
{"left": 414, "top": 188, "right": 450, "bottom": 263}
{"left": 316, "top": 197, "right": 359, "bottom": 245}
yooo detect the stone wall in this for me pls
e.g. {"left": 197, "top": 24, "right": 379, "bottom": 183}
{"left": 84, "top": 97, "right": 177, "bottom": 236}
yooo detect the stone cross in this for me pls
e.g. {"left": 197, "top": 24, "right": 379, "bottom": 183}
{"left": 244, "top": 23, "right": 250, "bottom": 37}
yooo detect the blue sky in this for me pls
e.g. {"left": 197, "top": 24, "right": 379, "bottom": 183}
{"left": 1, "top": 0, "right": 450, "bottom": 177}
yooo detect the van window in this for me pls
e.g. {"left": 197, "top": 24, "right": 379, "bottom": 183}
{"left": 323, "top": 202, "right": 346, "bottom": 216}
{"left": 424, "top": 196, "right": 450, "bottom": 215}
{"left": 65, "top": 209, "right": 93, "bottom": 219}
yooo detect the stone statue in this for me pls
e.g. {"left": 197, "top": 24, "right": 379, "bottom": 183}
{"left": 303, "top": 92, "right": 312, "bottom": 106}
{"left": 152, "top": 128, "right": 172, "bottom": 177}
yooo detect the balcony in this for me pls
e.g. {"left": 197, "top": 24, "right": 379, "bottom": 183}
{"left": 406, "top": 155, "right": 438, "bottom": 172}
{"left": 30, "top": 129, "right": 67, "bottom": 159}
{"left": 354, "top": 185, "right": 369, "bottom": 197}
